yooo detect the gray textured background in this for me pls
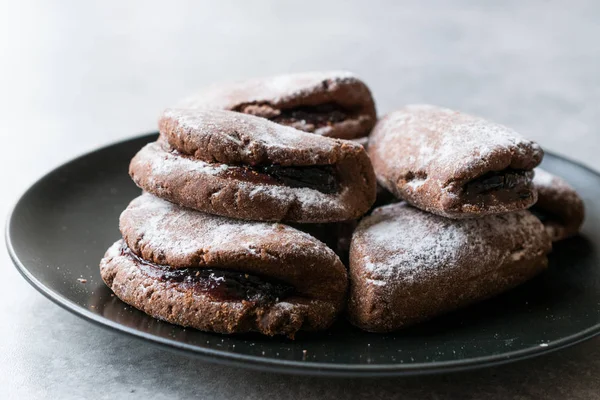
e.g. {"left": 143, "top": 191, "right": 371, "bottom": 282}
{"left": 1, "top": 1, "right": 599, "bottom": 399}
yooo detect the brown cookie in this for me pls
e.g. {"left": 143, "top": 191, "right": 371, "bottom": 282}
{"left": 348, "top": 202, "right": 551, "bottom": 332}
{"left": 130, "top": 109, "right": 377, "bottom": 222}
{"left": 100, "top": 193, "right": 348, "bottom": 338}
{"left": 176, "top": 71, "right": 377, "bottom": 140}
{"left": 368, "top": 105, "right": 544, "bottom": 219}
{"left": 531, "top": 168, "right": 585, "bottom": 241}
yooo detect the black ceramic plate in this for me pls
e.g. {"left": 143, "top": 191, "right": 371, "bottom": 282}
{"left": 6, "top": 133, "right": 600, "bottom": 377}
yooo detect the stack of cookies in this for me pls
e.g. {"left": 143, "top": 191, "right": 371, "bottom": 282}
{"left": 100, "top": 71, "right": 585, "bottom": 337}
{"left": 350, "top": 105, "right": 584, "bottom": 331}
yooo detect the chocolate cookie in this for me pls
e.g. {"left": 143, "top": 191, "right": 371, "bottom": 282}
{"left": 130, "top": 109, "right": 377, "bottom": 222}
{"left": 348, "top": 202, "right": 551, "bottom": 332}
{"left": 532, "top": 168, "right": 585, "bottom": 241}
{"left": 175, "top": 71, "right": 376, "bottom": 139}
{"left": 368, "top": 105, "right": 544, "bottom": 219}
{"left": 100, "top": 193, "right": 348, "bottom": 338}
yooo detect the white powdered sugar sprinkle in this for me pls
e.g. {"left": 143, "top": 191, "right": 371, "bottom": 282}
{"left": 162, "top": 108, "right": 343, "bottom": 160}
{"left": 121, "top": 193, "right": 333, "bottom": 261}
{"left": 135, "top": 140, "right": 346, "bottom": 214}
{"left": 175, "top": 70, "right": 357, "bottom": 109}
{"left": 360, "top": 209, "right": 466, "bottom": 281}
{"left": 371, "top": 104, "right": 540, "bottom": 180}
{"left": 355, "top": 203, "right": 542, "bottom": 284}
{"left": 532, "top": 168, "right": 555, "bottom": 188}
{"left": 143, "top": 142, "right": 229, "bottom": 177}
{"left": 246, "top": 184, "right": 343, "bottom": 213}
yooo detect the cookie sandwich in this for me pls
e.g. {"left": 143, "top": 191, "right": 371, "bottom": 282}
{"left": 176, "top": 71, "right": 377, "bottom": 140}
{"left": 100, "top": 193, "right": 348, "bottom": 338}
{"left": 368, "top": 105, "right": 544, "bottom": 219}
{"left": 130, "top": 109, "right": 377, "bottom": 222}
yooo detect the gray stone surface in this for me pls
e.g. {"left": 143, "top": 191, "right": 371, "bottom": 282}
{"left": 1, "top": 0, "right": 599, "bottom": 398}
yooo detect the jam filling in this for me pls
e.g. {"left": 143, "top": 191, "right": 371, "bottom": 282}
{"left": 262, "top": 164, "right": 338, "bottom": 193}
{"left": 121, "top": 245, "right": 294, "bottom": 303}
{"left": 270, "top": 103, "right": 350, "bottom": 129}
{"left": 463, "top": 169, "right": 533, "bottom": 202}
{"left": 171, "top": 146, "right": 340, "bottom": 194}
{"left": 168, "top": 146, "right": 339, "bottom": 195}
{"left": 220, "top": 164, "right": 339, "bottom": 194}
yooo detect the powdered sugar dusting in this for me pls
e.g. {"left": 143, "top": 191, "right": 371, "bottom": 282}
{"left": 372, "top": 105, "right": 538, "bottom": 180}
{"left": 405, "top": 178, "right": 426, "bottom": 189}
{"left": 121, "top": 193, "right": 334, "bottom": 261}
{"left": 354, "top": 203, "right": 546, "bottom": 283}
{"left": 246, "top": 184, "right": 344, "bottom": 214}
{"left": 274, "top": 302, "right": 295, "bottom": 311}
{"left": 163, "top": 108, "right": 345, "bottom": 162}
{"left": 533, "top": 168, "right": 556, "bottom": 188}
{"left": 359, "top": 206, "right": 465, "bottom": 281}
{"left": 135, "top": 141, "right": 346, "bottom": 213}
{"left": 142, "top": 142, "right": 229, "bottom": 178}
{"left": 175, "top": 70, "right": 357, "bottom": 109}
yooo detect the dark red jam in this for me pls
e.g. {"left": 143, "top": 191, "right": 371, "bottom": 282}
{"left": 171, "top": 146, "right": 340, "bottom": 194}
{"left": 220, "top": 164, "right": 339, "bottom": 194}
{"left": 171, "top": 148, "right": 341, "bottom": 194}
{"left": 464, "top": 169, "right": 533, "bottom": 202}
{"left": 121, "top": 246, "right": 294, "bottom": 303}
{"left": 270, "top": 103, "right": 349, "bottom": 129}
{"left": 256, "top": 164, "right": 339, "bottom": 193}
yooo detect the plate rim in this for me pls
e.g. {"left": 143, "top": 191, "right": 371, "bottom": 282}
{"left": 6, "top": 132, "right": 600, "bottom": 377}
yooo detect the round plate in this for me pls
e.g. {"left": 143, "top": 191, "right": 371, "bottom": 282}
{"left": 6, "top": 133, "right": 600, "bottom": 377}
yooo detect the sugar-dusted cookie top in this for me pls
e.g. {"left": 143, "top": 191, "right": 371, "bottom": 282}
{"left": 175, "top": 71, "right": 376, "bottom": 139}
{"left": 159, "top": 108, "right": 361, "bottom": 166}
{"left": 348, "top": 202, "right": 551, "bottom": 331}
{"left": 352, "top": 202, "right": 549, "bottom": 283}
